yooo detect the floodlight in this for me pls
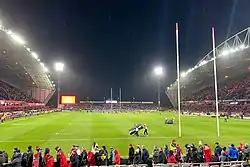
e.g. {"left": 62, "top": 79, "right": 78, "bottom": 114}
{"left": 221, "top": 50, "right": 229, "bottom": 56}
{"left": 40, "top": 62, "right": 45, "bottom": 68}
{"left": 26, "top": 47, "right": 31, "bottom": 52}
{"left": 44, "top": 67, "right": 49, "bottom": 72}
{"left": 239, "top": 44, "right": 245, "bottom": 49}
{"left": 55, "top": 62, "right": 64, "bottom": 72}
{"left": 181, "top": 72, "right": 186, "bottom": 77}
{"left": 154, "top": 66, "right": 163, "bottom": 75}
{"left": 31, "top": 52, "right": 38, "bottom": 59}
{"left": 10, "top": 33, "right": 25, "bottom": 45}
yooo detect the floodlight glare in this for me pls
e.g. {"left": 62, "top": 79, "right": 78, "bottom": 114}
{"left": 44, "top": 67, "right": 49, "bottom": 72}
{"left": 55, "top": 62, "right": 64, "bottom": 72}
{"left": 31, "top": 52, "right": 38, "bottom": 59}
{"left": 221, "top": 50, "right": 229, "bottom": 56}
{"left": 154, "top": 67, "right": 163, "bottom": 75}
{"left": 40, "top": 62, "right": 45, "bottom": 68}
{"left": 181, "top": 72, "right": 186, "bottom": 77}
{"left": 10, "top": 33, "right": 25, "bottom": 45}
{"left": 240, "top": 44, "right": 245, "bottom": 49}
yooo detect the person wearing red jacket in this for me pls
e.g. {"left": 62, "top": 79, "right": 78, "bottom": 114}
{"left": 175, "top": 145, "right": 183, "bottom": 162}
{"left": 114, "top": 149, "right": 120, "bottom": 165}
{"left": 44, "top": 154, "right": 54, "bottom": 167}
{"left": 55, "top": 147, "right": 68, "bottom": 167}
{"left": 44, "top": 148, "right": 54, "bottom": 167}
{"left": 33, "top": 146, "right": 43, "bottom": 167}
{"left": 33, "top": 152, "right": 40, "bottom": 167}
{"left": 203, "top": 144, "right": 212, "bottom": 163}
{"left": 238, "top": 143, "right": 244, "bottom": 151}
{"left": 87, "top": 150, "right": 96, "bottom": 166}
{"left": 168, "top": 150, "right": 177, "bottom": 164}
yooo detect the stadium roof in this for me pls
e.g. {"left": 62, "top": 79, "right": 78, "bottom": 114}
{"left": 166, "top": 27, "right": 250, "bottom": 106}
{"left": 0, "top": 19, "right": 54, "bottom": 90}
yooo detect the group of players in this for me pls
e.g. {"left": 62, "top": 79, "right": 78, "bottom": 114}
{"left": 132, "top": 124, "right": 148, "bottom": 137}
{"left": 131, "top": 116, "right": 176, "bottom": 137}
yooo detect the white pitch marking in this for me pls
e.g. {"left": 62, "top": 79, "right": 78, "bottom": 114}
{"left": 0, "top": 135, "right": 233, "bottom": 143}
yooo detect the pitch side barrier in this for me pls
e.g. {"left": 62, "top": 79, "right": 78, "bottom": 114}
{"left": 2, "top": 160, "right": 248, "bottom": 167}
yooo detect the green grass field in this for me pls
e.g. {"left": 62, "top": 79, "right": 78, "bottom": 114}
{"left": 1, "top": 111, "right": 249, "bottom": 157}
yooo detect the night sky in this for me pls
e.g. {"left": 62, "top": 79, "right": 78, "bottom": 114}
{"left": 0, "top": 0, "right": 250, "bottom": 105}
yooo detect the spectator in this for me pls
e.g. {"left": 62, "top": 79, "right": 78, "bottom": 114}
{"left": 167, "top": 150, "right": 177, "bottom": 164}
{"left": 43, "top": 148, "right": 54, "bottom": 167}
{"left": 228, "top": 144, "right": 238, "bottom": 161}
{"left": 141, "top": 145, "right": 149, "bottom": 164}
{"left": 128, "top": 144, "right": 134, "bottom": 165}
{"left": 243, "top": 144, "right": 250, "bottom": 160}
{"left": 220, "top": 147, "right": 228, "bottom": 162}
{"left": 203, "top": 144, "right": 212, "bottom": 163}
{"left": 11, "top": 149, "right": 21, "bottom": 167}
{"left": 157, "top": 147, "right": 166, "bottom": 164}
{"left": 99, "top": 146, "right": 108, "bottom": 166}
{"left": 197, "top": 144, "right": 204, "bottom": 163}
{"left": 164, "top": 145, "right": 169, "bottom": 159}
{"left": 152, "top": 146, "right": 159, "bottom": 163}
{"left": 69, "top": 149, "right": 79, "bottom": 167}
{"left": 27, "top": 146, "right": 33, "bottom": 167}
{"left": 87, "top": 150, "right": 95, "bottom": 166}
{"left": 55, "top": 147, "right": 68, "bottom": 167}
{"left": 134, "top": 145, "right": 141, "bottom": 164}
{"left": 109, "top": 146, "right": 115, "bottom": 165}
{"left": 214, "top": 142, "right": 222, "bottom": 161}
{"left": 2, "top": 151, "right": 8, "bottom": 164}
{"left": 0, "top": 151, "right": 6, "bottom": 167}
{"left": 21, "top": 152, "right": 27, "bottom": 167}
{"left": 114, "top": 149, "right": 120, "bottom": 165}
{"left": 79, "top": 148, "right": 87, "bottom": 166}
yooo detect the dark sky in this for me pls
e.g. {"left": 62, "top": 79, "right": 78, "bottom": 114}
{"left": 0, "top": 0, "right": 250, "bottom": 105}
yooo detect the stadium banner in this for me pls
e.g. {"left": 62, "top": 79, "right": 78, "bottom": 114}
{"left": 60, "top": 95, "right": 76, "bottom": 104}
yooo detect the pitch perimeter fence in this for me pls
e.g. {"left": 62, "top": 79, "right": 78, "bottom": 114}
{"left": 2, "top": 161, "right": 249, "bottom": 167}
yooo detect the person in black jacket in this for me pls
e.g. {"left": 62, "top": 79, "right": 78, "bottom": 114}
{"left": 27, "top": 146, "right": 33, "bottom": 167}
{"left": 0, "top": 151, "right": 6, "bottom": 167}
{"left": 141, "top": 146, "right": 149, "bottom": 164}
{"left": 2, "top": 151, "right": 8, "bottom": 164}
{"left": 79, "top": 148, "right": 87, "bottom": 166}
{"left": 128, "top": 144, "right": 134, "bottom": 165}
{"left": 157, "top": 148, "right": 167, "bottom": 164}
{"left": 214, "top": 142, "right": 222, "bottom": 161}
{"left": 70, "top": 149, "right": 79, "bottom": 167}
{"left": 21, "top": 152, "right": 28, "bottom": 167}
{"left": 99, "top": 146, "right": 108, "bottom": 166}
{"left": 11, "top": 149, "right": 22, "bottom": 167}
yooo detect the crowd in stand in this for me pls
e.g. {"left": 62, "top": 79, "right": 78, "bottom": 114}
{"left": 63, "top": 103, "right": 158, "bottom": 112}
{"left": 0, "top": 140, "right": 250, "bottom": 167}
{"left": 0, "top": 81, "right": 39, "bottom": 103}
{"left": 181, "top": 103, "right": 250, "bottom": 116}
{"left": 184, "top": 76, "right": 250, "bottom": 101}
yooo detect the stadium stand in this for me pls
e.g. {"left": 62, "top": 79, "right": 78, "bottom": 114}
{"left": 166, "top": 27, "right": 250, "bottom": 115}
{"left": 62, "top": 103, "right": 158, "bottom": 111}
{"left": 0, "top": 18, "right": 55, "bottom": 105}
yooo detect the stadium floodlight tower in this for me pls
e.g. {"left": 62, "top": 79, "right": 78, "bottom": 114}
{"left": 154, "top": 66, "right": 163, "bottom": 109}
{"left": 54, "top": 62, "right": 64, "bottom": 108}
